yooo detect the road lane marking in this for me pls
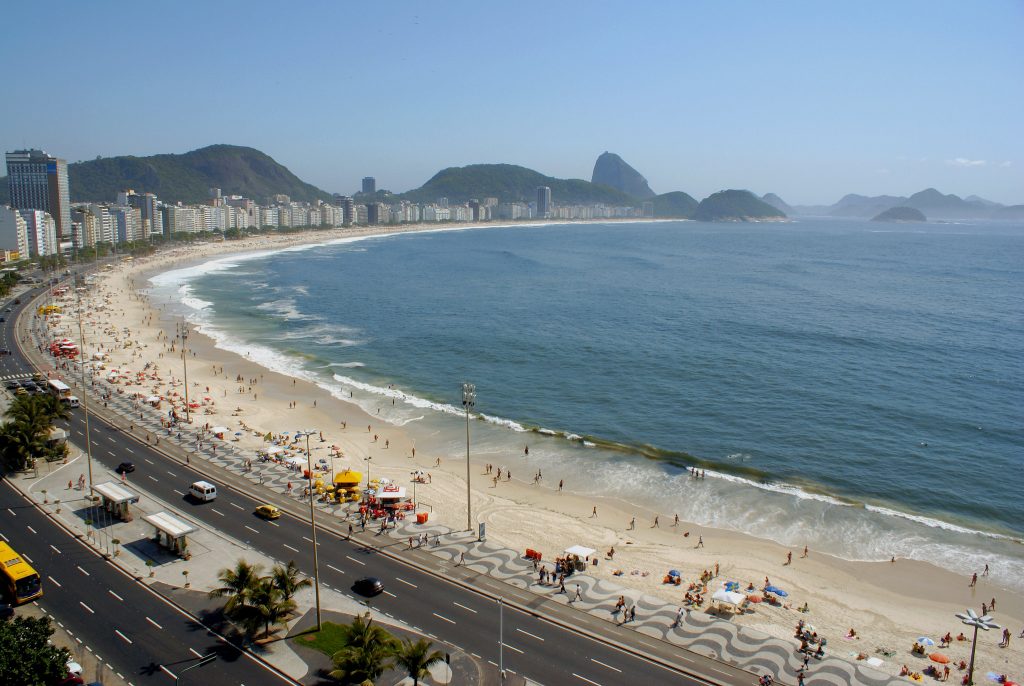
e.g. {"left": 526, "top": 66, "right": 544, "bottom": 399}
{"left": 107, "top": 436, "right": 116, "bottom": 442}
{"left": 76, "top": 566, "right": 90, "bottom": 576}
{"left": 5, "top": 509, "right": 14, "bottom": 516}
{"left": 432, "top": 613, "right": 456, "bottom": 624}
{"left": 267, "top": 520, "right": 279, "bottom": 527}
{"left": 326, "top": 564, "right": 345, "bottom": 574}
{"left": 302, "top": 536, "right": 320, "bottom": 545}
{"left": 48, "top": 575, "right": 62, "bottom": 587}
{"left": 517, "top": 628, "right": 544, "bottom": 641}
{"left": 283, "top": 544, "right": 299, "bottom": 553}
{"left": 453, "top": 602, "right": 477, "bottom": 613}
{"left": 383, "top": 590, "right": 396, "bottom": 598}
{"left": 147, "top": 475, "right": 158, "bottom": 482}
{"left": 210, "top": 508, "right": 224, "bottom": 517}
{"left": 591, "top": 659, "right": 621, "bottom": 673}
{"left": 229, "top": 502, "right": 244, "bottom": 510}
{"left": 500, "top": 642, "right": 524, "bottom": 654}
{"left": 395, "top": 577, "right": 417, "bottom": 588}
{"left": 80, "top": 602, "right": 95, "bottom": 614}
{"left": 143, "top": 458, "right": 153, "bottom": 464}
{"left": 573, "top": 674, "right": 602, "bottom": 686}
{"left": 189, "top": 648, "right": 203, "bottom": 658}
{"left": 49, "top": 544, "right": 61, "bottom": 554}
{"left": 166, "top": 471, "right": 177, "bottom": 477}
{"left": 173, "top": 490, "right": 185, "bottom": 496}
{"left": 22, "top": 553, "right": 33, "bottom": 564}
{"left": 115, "top": 629, "right": 132, "bottom": 644}
{"left": 125, "top": 448, "right": 134, "bottom": 454}
{"left": 159, "top": 665, "right": 177, "bottom": 680}
{"left": 146, "top": 617, "right": 163, "bottom": 629}
{"left": 107, "top": 451, "right": 115, "bottom": 457}
{"left": 345, "top": 556, "right": 365, "bottom": 565}
{"left": 26, "top": 525, "right": 36, "bottom": 534}
{"left": 245, "top": 525, "right": 259, "bottom": 533}
{"left": 108, "top": 590, "right": 123, "bottom": 602}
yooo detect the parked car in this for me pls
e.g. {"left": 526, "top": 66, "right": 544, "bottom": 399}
{"left": 353, "top": 577, "right": 384, "bottom": 596}
{"left": 4, "top": 381, "right": 19, "bottom": 390}
{"left": 115, "top": 461, "right": 135, "bottom": 474}
{"left": 254, "top": 504, "right": 281, "bottom": 520}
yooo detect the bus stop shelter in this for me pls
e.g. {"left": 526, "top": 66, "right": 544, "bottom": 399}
{"left": 92, "top": 481, "right": 140, "bottom": 522}
{"left": 143, "top": 511, "right": 196, "bottom": 558}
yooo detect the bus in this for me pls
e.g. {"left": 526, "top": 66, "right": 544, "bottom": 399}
{"left": 47, "top": 379, "right": 71, "bottom": 399}
{"left": 0, "top": 541, "right": 43, "bottom": 604}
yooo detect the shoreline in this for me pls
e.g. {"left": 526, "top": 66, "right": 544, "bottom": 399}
{"left": 52, "top": 221, "right": 1023, "bottom": 680}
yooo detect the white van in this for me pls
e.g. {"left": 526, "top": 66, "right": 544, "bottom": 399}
{"left": 63, "top": 395, "right": 80, "bottom": 408}
{"left": 189, "top": 481, "right": 218, "bottom": 502}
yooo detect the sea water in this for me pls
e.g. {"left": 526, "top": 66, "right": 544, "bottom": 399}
{"left": 147, "top": 219, "right": 1024, "bottom": 590}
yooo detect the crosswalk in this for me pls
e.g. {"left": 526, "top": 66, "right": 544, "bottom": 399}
{"left": 1, "top": 373, "right": 36, "bottom": 381}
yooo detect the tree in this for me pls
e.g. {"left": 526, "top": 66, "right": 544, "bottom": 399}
{"left": 328, "top": 613, "right": 398, "bottom": 685}
{"left": 0, "top": 615, "right": 71, "bottom": 685}
{"left": 209, "top": 560, "right": 263, "bottom": 613}
{"left": 270, "top": 560, "right": 311, "bottom": 601}
{"left": 392, "top": 637, "right": 445, "bottom": 686}
{"left": 244, "top": 578, "right": 295, "bottom": 638}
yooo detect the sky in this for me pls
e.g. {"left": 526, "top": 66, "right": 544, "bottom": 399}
{"left": 2, "top": 1, "right": 1022, "bottom": 205}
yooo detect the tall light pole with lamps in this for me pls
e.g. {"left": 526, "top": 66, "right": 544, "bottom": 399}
{"left": 176, "top": 320, "right": 191, "bottom": 424}
{"left": 462, "top": 383, "right": 475, "bottom": 532}
{"left": 954, "top": 608, "right": 999, "bottom": 685}
{"left": 297, "top": 430, "right": 323, "bottom": 631}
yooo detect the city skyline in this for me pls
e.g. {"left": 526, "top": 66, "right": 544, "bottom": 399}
{"left": 1, "top": 1, "right": 1022, "bottom": 205}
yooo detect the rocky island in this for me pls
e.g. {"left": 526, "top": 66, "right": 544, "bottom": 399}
{"left": 693, "top": 189, "right": 787, "bottom": 222}
{"left": 871, "top": 206, "right": 927, "bottom": 222}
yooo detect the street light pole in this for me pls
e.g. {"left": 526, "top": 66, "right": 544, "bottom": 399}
{"left": 74, "top": 277, "right": 95, "bottom": 497}
{"left": 300, "top": 430, "right": 323, "bottom": 631}
{"left": 462, "top": 383, "right": 475, "bottom": 533}
{"left": 498, "top": 596, "right": 505, "bottom": 680}
{"left": 178, "top": 320, "right": 190, "bottom": 425}
{"left": 955, "top": 608, "right": 1000, "bottom": 685}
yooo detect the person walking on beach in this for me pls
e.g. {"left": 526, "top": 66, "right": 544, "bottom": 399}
{"left": 673, "top": 513, "right": 679, "bottom": 527}
{"left": 1000, "top": 627, "right": 1011, "bottom": 648}
{"left": 696, "top": 535, "right": 704, "bottom": 548}
{"left": 652, "top": 516, "right": 659, "bottom": 527}
{"left": 628, "top": 516, "right": 635, "bottom": 530}
{"left": 802, "top": 545, "right": 809, "bottom": 558}
{"left": 591, "top": 506, "right": 597, "bottom": 518}
{"left": 558, "top": 479, "right": 563, "bottom": 492}
{"left": 970, "top": 572, "right": 978, "bottom": 587}
{"left": 786, "top": 551, "right": 792, "bottom": 565}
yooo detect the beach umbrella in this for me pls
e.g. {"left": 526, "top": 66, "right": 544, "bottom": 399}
{"left": 668, "top": 570, "right": 680, "bottom": 577}
{"left": 747, "top": 595, "right": 763, "bottom": 603}
{"left": 929, "top": 653, "right": 949, "bottom": 664}
{"left": 917, "top": 637, "right": 936, "bottom": 646}
{"left": 765, "top": 585, "right": 788, "bottom": 597}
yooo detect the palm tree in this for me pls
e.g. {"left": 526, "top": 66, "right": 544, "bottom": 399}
{"left": 392, "top": 638, "right": 445, "bottom": 686}
{"left": 328, "top": 613, "right": 398, "bottom": 685}
{"left": 209, "top": 560, "right": 263, "bottom": 613}
{"left": 270, "top": 560, "right": 311, "bottom": 601}
{"left": 246, "top": 578, "right": 295, "bottom": 638}
{"left": 0, "top": 421, "right": 44, "bottom": 471}
{"left": 5, "top": 395, "right": 55, "bottom": 437}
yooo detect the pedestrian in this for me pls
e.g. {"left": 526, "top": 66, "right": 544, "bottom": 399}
{"left": 991, "top": 598, "right": 997, "bottom": 611}
{"left": 982, "top": 563, "right": 989, "bottom": 577}
{"left": 558, "top": 577, "right": 566, "bottom": 594}
{"left": 786, "top": 551, "right": 792, "bottom": 565}
{"left": 457, "top": 551, "right": 465, "bottom": 566}
{"left": 673, "top": 606, "right": 684, "bottom": 627}
{"left": 970, "top": 572, "right": 977, "bottom": 587}
{"left": 574, "top": 585, "right": 582, "bottom": 602}
{"left": 999, "top": 627, "right": 1010, "bottom": 648}
{"left": 558, "top": 479, "right": 563, "bottom": 492}
{"left": 697, "top": 535, "right": 704, "bottom": 548}
{"left": 347, "top": 522, "right": 353, "bottom": 539}
{"left": 629, "top": 516, "right": 635, "bottom": 530}
{"left": 591, "top": 506, "right": 597, "bottom": 518}
{"left": 652, "top": 515, "right": 659, "bottom": 528}
{"left": 673, "top": 513, "right": 679, "bottom": 527}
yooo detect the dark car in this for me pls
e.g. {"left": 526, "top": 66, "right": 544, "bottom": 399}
{"left": 0, "top": 349, "right": 11, "bottom": 355}
{"left": 0, "top": 603, "right": 13, "bottom": 620}
{"left": 115, "top": 461, "right": 135, "bottom": 475}
{"left": 353, "top": 576, "right": 384, "bottom": 597}
{"left": 4, "top": 381, "right": 18, "bottom": 390}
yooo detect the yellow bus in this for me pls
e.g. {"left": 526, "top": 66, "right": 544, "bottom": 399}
{"left": 0, "top": 541, "right": 43, "bottom": 604}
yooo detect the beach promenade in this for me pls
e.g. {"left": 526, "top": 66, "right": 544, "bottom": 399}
{"left": 15, "top": 226, "right": 1023, "bottom": 685}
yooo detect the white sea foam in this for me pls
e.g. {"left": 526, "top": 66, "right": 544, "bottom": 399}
{"left": 330, "top": 361, "right": 366, "bottom": 368}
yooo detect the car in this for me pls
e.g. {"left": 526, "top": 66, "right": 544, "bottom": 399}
{"left": 0, "top": 603, "right": 13, "bottom": 620}
{"left": 0, "top": 317, "right": 6, "bottom": 323}
{"left": 353, "top": 576, "right": 384, "bottom": 596}
{"left": 254, "top": 504, "right": 281, "bottom": 520}
{"left": 14, "top": 387, "right": 27, "bottom": 396}
{"left": 115, "top": 461, "right": 135, "bottom": 474}
{"left": 13, "top": 299, "right": 19, "bottom": 304}
{"left": 4, "top": 381, "right": 18, "bottom": 390}
{"left": 0, "top": 349, "right": 10, "bottom": 355}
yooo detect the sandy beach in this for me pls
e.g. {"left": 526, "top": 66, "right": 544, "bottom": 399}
{"left": 37, "top": 223, "right": 1023, "bottom": 682}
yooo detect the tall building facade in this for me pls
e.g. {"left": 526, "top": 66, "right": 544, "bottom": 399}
{"left": 0, "top": 206, "right": 29, "bottom": 257}
{"left": 5, "top": 149, "right": 71, "bottom": 242}
{"left": 361, "top": 177, "right": 376, "bottom": 194}
{"left": 536, "top": 186, "right": 552, "bottom": 218}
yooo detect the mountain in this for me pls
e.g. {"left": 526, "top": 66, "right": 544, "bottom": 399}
{"left": 827, "top": 193, "right": 909, "bottom": 218}
{"left": 590, "top": 152, "right": 655, "bottom": 198}
{"left": 993, "top": 205, "right": 1024, "bottom": 220}
{"left": 398, "top": 163, "right": 637, "bottom": 206}
{"left": 0, "top": 144, "right": 331, "bottom": 205}
{"left": 761, "top": 193, "right": 793, "bottom": 215}
{"left": 649, "top": 191, "right": 698, "bottom": 218}
{"left": 693, "top": 190, "right": 786, "bottom": 222}
{"left": 872, "top": 206, "right": 926, "bottom": 222}
{"left": 901, "top": 188, "right": 995, "bottom": 219}
{"left": 965, "top": 195, "right": 1002, "bottom": 208}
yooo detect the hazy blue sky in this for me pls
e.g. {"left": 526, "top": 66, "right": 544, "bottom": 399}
{"left": 2, "top": 1, "right": 1021, "bottom": 204}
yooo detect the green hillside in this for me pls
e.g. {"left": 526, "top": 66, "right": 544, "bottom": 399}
{"left": 872, "top": 206, "right": 926, "bottom": 222}
{"left": 0, "top": 144, "right": 331, "bottom": 205}
{"left": 693, "top": 190, "right": 786, "bottom": 222}
{"left": 398, "top": 164, "right": 638, "bottom": 206}
{"left": 650, "top": 191, "right": 698, "bottom": 218}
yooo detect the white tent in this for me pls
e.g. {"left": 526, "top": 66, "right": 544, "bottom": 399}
{"left": 565, "top": 545, "right": 596, "bottom": 557}
{"left": 712, "top": 589, "right": 747, "bottom": 608}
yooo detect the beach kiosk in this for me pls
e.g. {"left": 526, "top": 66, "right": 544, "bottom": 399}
{"left": 93, "top": 481, "right": 140, "bottom": 522}
{"left": 711, "top": 588, "right": 748, "bottom": 615}
{"left": 143, "top": 511, "right": 196, "bottom": 559}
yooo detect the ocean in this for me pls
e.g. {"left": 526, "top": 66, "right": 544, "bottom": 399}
{"left": 147, "top": 218, "right": 1024, "bottom": 590}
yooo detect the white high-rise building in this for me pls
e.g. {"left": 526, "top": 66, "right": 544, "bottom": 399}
{"left": 18, "top": 209, "right": 58, "bottom": 256}
{"left": 0, "top": 206, "right": 29, "bottom": 258}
